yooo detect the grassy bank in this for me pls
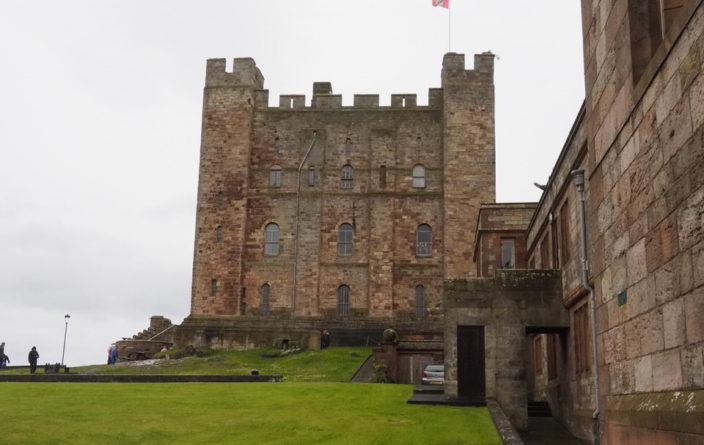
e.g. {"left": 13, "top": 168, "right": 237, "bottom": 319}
{"left": 74, "top": 347, "right": 372, "bottom": 382}
{"left": 0, "top": 382, "right": 501, "bottom": 445}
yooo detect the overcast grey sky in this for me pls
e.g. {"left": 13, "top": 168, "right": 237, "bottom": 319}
{"left": 0, "top": 1, "right": 584, "bottom": 366}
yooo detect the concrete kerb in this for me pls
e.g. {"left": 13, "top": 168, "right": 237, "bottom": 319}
{"left": 0, "top": 374, "right": 283, "bottom": 383}
{"left": 487, "top": 399, "right": 524, "bottom": 445}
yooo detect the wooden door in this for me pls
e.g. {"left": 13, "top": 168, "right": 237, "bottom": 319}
{"left": 457, "top": 325, "right": 486, "bottom": 404}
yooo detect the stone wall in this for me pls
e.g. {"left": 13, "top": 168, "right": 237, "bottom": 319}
{"left": 444, "top": 270, "right": 567, "bottom": 430}
{"left": 475, "top": 203, "right": 536, "bottom": 277}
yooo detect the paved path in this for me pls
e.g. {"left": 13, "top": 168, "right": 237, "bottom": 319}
{"left": 520, "top": 417, "right": 590, "bottom": 445}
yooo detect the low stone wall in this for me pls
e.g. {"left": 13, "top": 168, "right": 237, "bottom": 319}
{"left": 0, "top": 374, "right": 282, "bottom": 383}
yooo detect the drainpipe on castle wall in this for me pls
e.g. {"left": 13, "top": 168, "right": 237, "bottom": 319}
{"left": 571, "top": 169, "right": 601, "bottom": 445}
{"left": 292, "top": 131, "right": 317, "bottom": 313}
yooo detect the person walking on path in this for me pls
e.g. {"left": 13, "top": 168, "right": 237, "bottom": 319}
{"left": 0, "top": 342, "right": 8, "bottom": 368}
{"left": 110, "top": 345, "right": 118, "bottom": 365}
{"left": 107, "top": 345, "right": 114, "bottom": 365}
{"left": 28, "top": 347, "right": 39, "bottom": 374}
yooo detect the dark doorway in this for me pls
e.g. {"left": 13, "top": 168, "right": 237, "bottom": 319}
{"left": 457, "top": 325, "right": 486, "bottom": 404}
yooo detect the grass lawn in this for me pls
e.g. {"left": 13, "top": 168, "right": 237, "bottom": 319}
{"left": 73, "top": 347, "right": 373, "bottom": 382}
{"left": 0, "top": 382, "right": 501, "bottom": 445}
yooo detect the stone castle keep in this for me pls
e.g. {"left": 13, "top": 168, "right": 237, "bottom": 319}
{"left": 174, "top": 52, "right": 495, "bottom": 351}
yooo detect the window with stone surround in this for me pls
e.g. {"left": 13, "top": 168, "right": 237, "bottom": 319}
{"left": 260, "top": 284, "right": 270, "bottom": 315}
{"left": 210, "top": 279, "right": 218, "bottom": 297}
{"left": 379, "top": 165, "right": 387, "bottom": 189}
{"left": 534, "top": 335, "right": 544, "bottom": 375}
{"left": 338, "top": 223, "right": 354, "bottom": 256}
{"left": 345, "top": 137, "right": 352, "bottom": 156}
{"left": 264, "top": 223, "right": 280, "bottom": 255}
{"left": 416, "top": 224, "right": 432, "bottom": 256}
{"left": 560, "top": 200, "right": 570, "bottom": 263}
{"left": 415, "top": 285, "right": 425, "bottom": 319}
{"left": 501, "top": 238, "right": 515, "bottom": 269}
{"left": 274, "top": 137, "right": 281, "bottom": 153}
{"left": 540, "top": 235, "right": 550, "bottom": 269}
{"left": 337, "top": 285, "right": 350, "bottom": 316}
{"left": 308, "top": 167, "right": 315, "bottom": 187}
{"left": 416, "top": 136, "right": 422, "bottom": 154}
{"left": 628, "top": 0, "right": 693, "bottom": 84}
{"left": 270, "top": 165, "right": 282, "bottom": 188}
{"left": 341, "top": 165, "right": 353, "bottom": 189}
{"left": 412, "top": 164, "right": 426, "bottom": 188}
{"left": 547, "top": 334, "right": 558, "bottom": 381}
{"left": 572, "top": 299, "right": 591, "bottom": 376}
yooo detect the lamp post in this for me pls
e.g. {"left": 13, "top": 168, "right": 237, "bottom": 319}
{"left": 61, "top": 314, "right": 71, "bottom": 366}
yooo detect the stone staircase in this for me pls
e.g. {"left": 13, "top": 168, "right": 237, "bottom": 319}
{"left": 527, "top": 400, "right": 552, "bottom": 417}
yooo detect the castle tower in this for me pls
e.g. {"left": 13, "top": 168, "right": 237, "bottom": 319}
{"left": 441, "top": 52, "right": 496, "bottom": 278}
{"left": 190, "top": 58, "right": 263, "bottom": 315}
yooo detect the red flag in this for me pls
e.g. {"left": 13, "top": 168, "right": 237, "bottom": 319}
{"left": 432, "top": 0, "right": 449, "bottom": 8}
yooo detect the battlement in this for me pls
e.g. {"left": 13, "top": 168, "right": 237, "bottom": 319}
{"left": 205, "top": 57, "right": 265, "bottom": 89}
{"left": 442, "top": 51, "right": 495, "bottom": 84}
{"left": 261, "top": 88, "right": 445, "bottom": 110}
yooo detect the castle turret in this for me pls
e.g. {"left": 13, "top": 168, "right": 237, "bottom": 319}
{"left": 191, "top": 58, "right": 264, "bottom": 315}
{"left": 441, "top": 52, "right": 496, "bottom": 278}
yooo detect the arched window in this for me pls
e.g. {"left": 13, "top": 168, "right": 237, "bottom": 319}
{"left": 216, "top": 225, "right": 223, "bottom": 242}
{"left": 264, "top": 223, "right": 280, "bottom": 255}
{"left": 260, "top": 284, "right": 270, "bottom": 315}
{"left": 270, "top": 165, "right": 282, "bottom": 187}
{"left": 341, "top": 165, "right": 353, "bottom": 189}
{"left": 416, "top": 224, "right": 432, "bottom": 256}
{"left": 412, "top": 164, "right": 426, "bottom": 188}
{"left": 338, "top": 223, "right": 354, "bottom": 256}
{"left": 415, "top": 285, "right": 425, "bottom": 319}
{"left": 337, "top": 285, "right": 350, "bottom": 316}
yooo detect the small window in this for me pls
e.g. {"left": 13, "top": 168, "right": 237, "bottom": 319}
{"left": 345, "top": 138, "right": 352, "bottom": 156}
{"left": 216, "top": 192, "right": 224, "bottom": 209}
{"left": 270, "top": 165, "right": 282, "bottom": 187}
{"left": 412, "top": 164, "right": 426, "bottom": 188}
{"left": 341, "top": 165, "right": 353, "bottom": 189}
{"left": 379, "top": 165, "right": 387, "bottom": 189}
{"left": 216, "top": 225, "right": 223, "bottom": 242}
{"left": 560, "top": 200, "right": 570, "bottom": 262}
{"left": 260, "top": 284, "right": 270, "bottom": 315}
{"left": 416, "top": 136, "right": 422, "bottom": 153}
{"left": 264, "top": 223, "right": 280, "bottom": 255}
{"left": 338, "top": 223, "right": 354, "bottom": 256}
{"left": 415, "top": 285, "right": 425, "bottom": 319}
{"left": 337, "top": 285, "right": 350, "bottom": 316}
{"left": 210, "top": 279, "right": 218, "bottom": 297}
{"left": 274, "top": 137, "right": 281, "bottom": 153}
{"left": 501, "top": 238, "right": 515, "bottom": 269}
{"left": 308, "top": 167, "right": 316, "bottom": 187}
{"left": 573, "top": 300, "right": 591, "bottom": 376}
{"left": 416, "top": 224, "right": 432, "bottom": 256}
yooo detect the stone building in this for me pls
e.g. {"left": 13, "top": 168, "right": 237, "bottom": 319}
{"left": 173, "top": 52, "right": 496, "bottom": 371}
{"left": 445, "top": 1, "right": 703, "bottom": 443}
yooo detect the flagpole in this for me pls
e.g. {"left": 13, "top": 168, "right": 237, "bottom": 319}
{"left": 448, "top": 5, "right": 451, "bottom": 52}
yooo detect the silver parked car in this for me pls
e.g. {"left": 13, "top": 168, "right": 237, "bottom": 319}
{"left": 421, "top": 364, "right": 444, "bottom": 385}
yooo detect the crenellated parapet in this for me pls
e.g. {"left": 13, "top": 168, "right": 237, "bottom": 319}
{"left": 205, "top": 57, "right": 264, "bottom": 89}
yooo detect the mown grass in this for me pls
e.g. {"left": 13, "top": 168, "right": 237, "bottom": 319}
{"left": 0, "top": 382, "right": 501, "bottom": 445}
{"left": 70, "top": 347, "right": 372, "bottom": 382}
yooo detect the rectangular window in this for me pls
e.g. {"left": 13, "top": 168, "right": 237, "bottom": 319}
{"left": 628, "top": 0, "right": 664, "bottom": 83}
{"left": 501, "top": 238, "right": 515, "bottom": 269}
{"left": 210, "top": 279, "right": 218, "bottom": 297}
{"left": 379, "top": 165, "right": 387, "bottom": 189}
{"left": 573, "top": 300, "right": 591, "bottom": 376}
{"left": 547, "top": 334, "right": 558, "bottom": 380}
{"left": 560, "top": 200, "right": 570, "bottom": 263}
{"left": 540, "top": 235, "right": 549, "bottom": 269}
{"left": 534, "top": 336, "right": 543, "bottom": 375}
{"left": 308, "top": 168, "right": 315, "bottom": 187}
